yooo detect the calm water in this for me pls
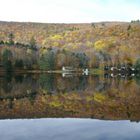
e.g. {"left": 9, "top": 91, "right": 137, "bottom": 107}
{"left": 0, "top": 118, "right": 140, "bottom": 140}
{"left": 0, "top": 73, "right": 140, "bottom": 140}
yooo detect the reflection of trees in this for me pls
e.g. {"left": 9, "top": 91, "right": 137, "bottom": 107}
{"left": 39, "top": 74, "right": 140, "bottom": 94}
{"left": 28, "top": 92, "right": 37, "bottom": 105}
{"left": 39, "top": 74, "right": 88, "bottom": 93}
{"left": 0, "top": 74, "right": 140, "bottom": 119}
{"left": 2, "top": 72, "right": 13, "bottom": 93}
{"left": 136, "top": 78, "right": 140, "bottom": 86}
{"left": 56, "top": 76, "right": 88, "bottom": 92}
{"left": 8, "top": 99, "right": 13, "bottom": 109}
{"left": 91, "top": 75, "right": 108, "bottom": 92}
{"left": 89, "top": 75, "right": 140, "bottom": 96}
{"left": 14, "top": 75, "right": 23, "bottom": 83}
{"left": 0, "top": 74, "right": 39, "bottom": 97}
{"left": 39, "top": 74, "right": 55, "bottom": 93}
{"left": 1, "top": 73, "right": 140, "bottom": 102}
{"left": 135, "top": 75, "right": 140, "bottom": 86}
{"left": 77, "top": 76, "right": 88, "bottom": 91}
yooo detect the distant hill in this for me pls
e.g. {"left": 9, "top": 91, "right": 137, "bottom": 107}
{"left": 0, "top": 21, "right": 91, "bottom": 46}
{"left": 0, "top": 20, "right": 133, "bottom": 46}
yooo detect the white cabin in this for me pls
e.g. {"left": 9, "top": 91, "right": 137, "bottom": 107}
{"left": 83, "top": 68, "right": 89, "bottom": 75}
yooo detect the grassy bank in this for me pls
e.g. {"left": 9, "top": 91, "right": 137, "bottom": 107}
{"left": 89, "top": 68, "right": 104, "bottom": 75}
{"left": 0, "top": 68, "right": 104, "bottom": 75}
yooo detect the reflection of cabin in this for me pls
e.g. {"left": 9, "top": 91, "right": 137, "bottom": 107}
{"left": 62, "top": 73, "right": 74, "bottom": 77}
{"left": 62, "top": 66, "right": 89, "bottom": 76}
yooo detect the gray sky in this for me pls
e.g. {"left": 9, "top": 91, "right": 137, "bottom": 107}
{"left": 0, "top": 0, "right": 140, "bottom": 23}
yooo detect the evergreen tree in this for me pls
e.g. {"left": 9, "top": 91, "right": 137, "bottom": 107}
{"left": 2, "top": 49, "right": 13, "bottom": 71}
{"left": 8, "top": 33, "right": 14, "bottom": 45}
{"left": 39, "top": 50, "right": 56, "bottom": 70}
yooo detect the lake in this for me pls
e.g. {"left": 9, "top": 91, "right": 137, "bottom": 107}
{"left": 1, "top": 118, "right": 140, "bottom": 140}
{"left": 0, "top": 73, "right": 140, "bottom": 140}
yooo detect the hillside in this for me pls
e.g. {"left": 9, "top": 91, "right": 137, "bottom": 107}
{"left": 0, "top": 21, "right": 140, "bottom": 70}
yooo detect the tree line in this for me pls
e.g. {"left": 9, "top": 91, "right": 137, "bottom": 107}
{"left": 0, "top": 31, "right": 140, "bottom": 73}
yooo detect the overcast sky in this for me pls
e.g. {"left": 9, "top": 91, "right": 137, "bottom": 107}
{"left": 0, "top": 0, "right": 139, "bottom": 23}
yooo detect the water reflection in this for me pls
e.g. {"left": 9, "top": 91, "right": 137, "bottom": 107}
{"left": 0, "top": 73, "right": 39, "bottom": 99}
{"left": 39, "top": 74, "right": 89, "bottom": 94}
{"left": 0, "top": 73, "right": 140, "bottom": 120}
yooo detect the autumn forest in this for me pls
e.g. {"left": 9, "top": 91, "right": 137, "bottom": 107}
{"left": 0, "top": 20, "right": 140, "bottom": 73}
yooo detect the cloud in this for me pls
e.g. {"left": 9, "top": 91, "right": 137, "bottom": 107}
{"left": 0, "top": 0, "right": 139, "bottom": 23}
